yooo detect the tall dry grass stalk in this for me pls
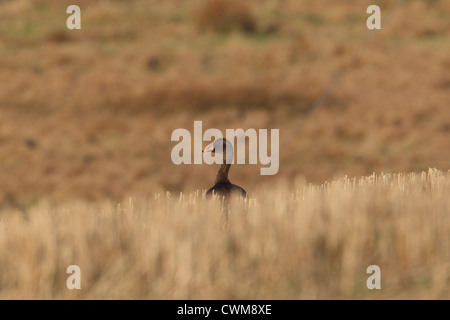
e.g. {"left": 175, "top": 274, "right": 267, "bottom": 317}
{"left": 0, "top": 168, "right": 448, "bottom": 299}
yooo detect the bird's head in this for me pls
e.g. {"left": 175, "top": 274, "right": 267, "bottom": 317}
{"left": 203, "top": 138, "right": 233, "bottom": 163}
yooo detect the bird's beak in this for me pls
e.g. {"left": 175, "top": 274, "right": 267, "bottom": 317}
{"left": 203, "top": 144, "right": 215, "bottom": 153}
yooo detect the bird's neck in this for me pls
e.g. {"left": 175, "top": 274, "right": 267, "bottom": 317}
{"left": 215, "top": 163, "right": 231, "bottom": 184}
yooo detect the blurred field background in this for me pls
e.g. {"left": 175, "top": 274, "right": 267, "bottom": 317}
{"left": 0, "top": 0, "right": 449, "bottom": 299}
{"left": 0, "top": 0, "right": 449, "bottom": 208}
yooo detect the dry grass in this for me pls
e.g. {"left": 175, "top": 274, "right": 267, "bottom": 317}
{"left": 0, "top": 1, "right": 449, "bottom": 208}
{"left": 0, "top": 169, "right": 448, "bottom": 299}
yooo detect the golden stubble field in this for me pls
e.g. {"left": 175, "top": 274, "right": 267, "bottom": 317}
{"left": 0, "top": 169, "right": 448, "bottom": 299}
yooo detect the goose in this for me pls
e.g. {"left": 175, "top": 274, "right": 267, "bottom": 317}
{"left": 203, "top": 138, "right": 247, "bottom": 198}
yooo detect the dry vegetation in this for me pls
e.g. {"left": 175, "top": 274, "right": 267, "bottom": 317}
{"left": 0, "top": 169, "right": 448, "bottom": 299}
{"left": 0, "top": 0, "right": 448, "bottom": 208}
{"left": 0, "top": 0, "right": 449, "bottom": 299}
